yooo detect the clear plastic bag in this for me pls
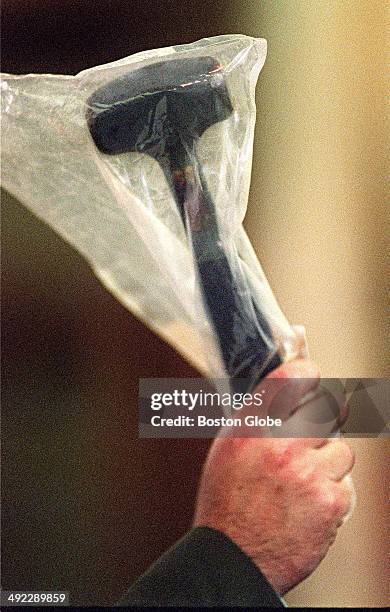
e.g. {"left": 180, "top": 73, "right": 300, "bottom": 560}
{"left": 1, "top": 34, "right": 303, "bottom": 389}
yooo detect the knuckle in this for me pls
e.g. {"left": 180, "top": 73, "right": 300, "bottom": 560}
{"left": 314, "top": 485, "right": 339, "bottom": 519}
{"left": 329, "top": 441, "right": 355, "bottom": 472}
{"left": 337, "top": 440, "right": 354, "bottom": 459}
{"left": 286, "top": 460, "right": 315, "bottom": 487}
{"left": 333, "top": 493, "right": 350, "bottom": 517}
{"left": 342, "top": 442, "right": 355, "bottom": 468}
{"left": 285, "top": 465, "right": 304, "bottom": 484}
{"left": 268, "top": 441, "right": 295, "bottom": 470}
{"left": 297, "top": 465, "right": 314, "bottom": 485}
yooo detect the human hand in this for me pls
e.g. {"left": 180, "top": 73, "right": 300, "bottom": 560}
{"left": 194, "top": 359, "right": 356, "bottom": 595}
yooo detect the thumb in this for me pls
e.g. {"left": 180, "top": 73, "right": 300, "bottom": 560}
{"left": 255, "top": 359, "right": 321, "bottom": 422}
{"left": 219, "top": 359, "right": 321, "bottom": 439}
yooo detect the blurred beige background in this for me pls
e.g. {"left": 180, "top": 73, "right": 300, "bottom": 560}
{"left": 2, "top": 0, "right": 389, "bottom": 607}
{"left": 239, "top": 2, "right": 389, "bottom": 606}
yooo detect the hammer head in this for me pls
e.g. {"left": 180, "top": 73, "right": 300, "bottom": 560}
{"left": 86, "top": 56, "right": 233, "bottom": 157}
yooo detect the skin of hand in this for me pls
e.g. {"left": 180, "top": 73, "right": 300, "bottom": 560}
{"left": 193, "top": 359, "right": 356, "bottom": 596}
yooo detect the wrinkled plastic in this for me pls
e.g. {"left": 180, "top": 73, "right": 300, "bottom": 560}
{"left": 1, "top": 34, "right": 303, "bottom": 388}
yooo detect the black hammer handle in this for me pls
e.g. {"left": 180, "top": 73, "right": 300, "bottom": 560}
{"left": 161, "top": 145, "right": 282, "bottom": 391}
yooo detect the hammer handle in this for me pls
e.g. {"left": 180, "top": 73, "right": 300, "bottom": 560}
{"left": 163, "top": 149, "right": 282, "bottom": 390}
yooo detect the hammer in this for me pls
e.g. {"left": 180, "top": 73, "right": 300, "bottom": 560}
{"left": 86, "top": 56, "right": 282, "bottom": 390}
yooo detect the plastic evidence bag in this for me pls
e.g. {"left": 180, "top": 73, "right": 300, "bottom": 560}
{"left": 1, "top": 34, "right": 304, "bottom": 391}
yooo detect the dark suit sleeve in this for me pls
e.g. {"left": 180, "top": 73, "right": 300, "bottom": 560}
{"left": 118, "top": 526, "right": 285, "bottom": 607}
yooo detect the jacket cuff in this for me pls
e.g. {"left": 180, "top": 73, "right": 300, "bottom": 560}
{"left": 118, "top": 526, "right": 285, "bottom": 607}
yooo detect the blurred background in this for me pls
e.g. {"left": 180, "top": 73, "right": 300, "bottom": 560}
{"left": 1, "top": 0, "right": 389, "bottom": 607}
